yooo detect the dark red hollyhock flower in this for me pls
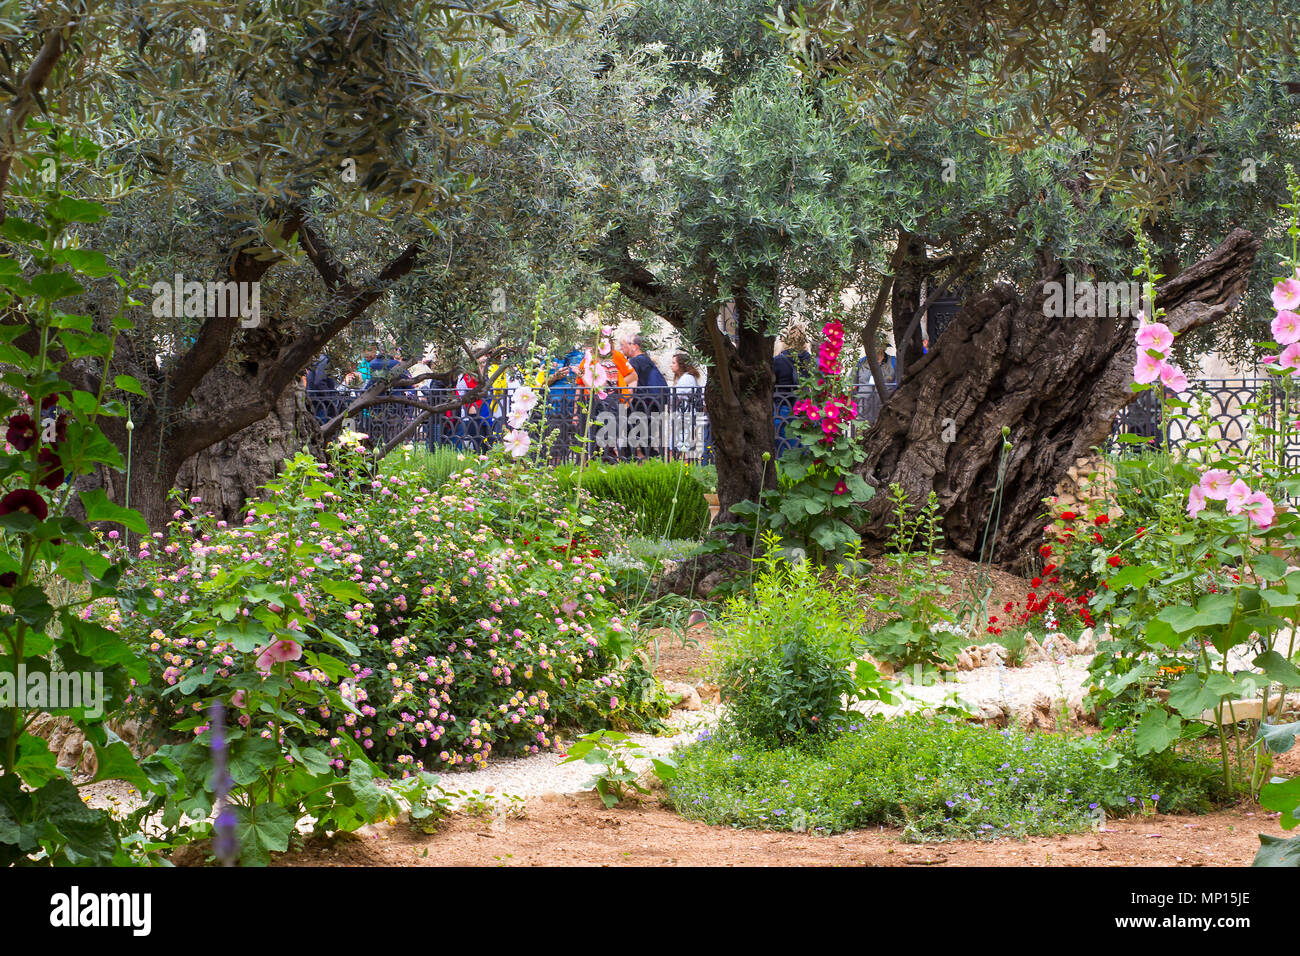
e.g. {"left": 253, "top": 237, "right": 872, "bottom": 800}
{"left": 0, "top": 571, "right": 17, "bottom": 589}
{"left": 36, "top": 393, "right": 64, "bottom": 412}
{"left": 0, "top": 488, "right": 48, "bottom": 522}
{"left": 5, "top": 414, "right": 37, "bottom": 451}
{"left": 1094, "top": 514, "right": 1110, "bottom": 526}
{"left": 1107, "top": 555, "right": 1122, "bottom": 568}
{"left": 36, "top": 448, "right": 64, "bottom": 490}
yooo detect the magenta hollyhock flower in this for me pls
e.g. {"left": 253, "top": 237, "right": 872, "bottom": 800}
{"left": 1186, "top": 484, "right": 1206, "bottom": 519}
{"left": 1272, "top": 310, "right": 1300, "bottom": 345}
{"left": 1134, "top": 322, "right": 1174, "bottom": 355}
{"left": 834, "top": 479, "right": 848, "bottom": 495}
{"left": 1273, "top": 277, "right": 1300, "bottom": 312}
{"left": 1133, "top": 351, "right": 1164, "bottom": 384}
{"left": 1199, "top": 469, "right": 1231, "bottom": 499}
{"left": 1224, "top": 479, "right": 1252, "bottom": 515}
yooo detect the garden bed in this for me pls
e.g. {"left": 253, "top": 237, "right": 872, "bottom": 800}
{"left": 270, "top": 793, "right": 1281, "bottom": 867}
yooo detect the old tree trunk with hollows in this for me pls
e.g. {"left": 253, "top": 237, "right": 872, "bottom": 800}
{"left": 853, "top": 228, "right": 1261, "bottom": 568}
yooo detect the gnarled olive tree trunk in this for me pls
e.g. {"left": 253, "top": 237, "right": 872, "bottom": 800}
{"left": 853, "top": 227, "right": 1261, "bottom": 568}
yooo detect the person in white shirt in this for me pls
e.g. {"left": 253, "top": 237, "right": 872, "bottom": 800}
{"left": 671, "top": 352, "right": 703, "bottom": 459}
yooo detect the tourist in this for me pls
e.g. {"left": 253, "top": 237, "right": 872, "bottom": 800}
{"left": 671, "top": 352, "right": 702, "bottom": 460}
{"left": 772, "top": 328, "right": 811, "bottom": 456}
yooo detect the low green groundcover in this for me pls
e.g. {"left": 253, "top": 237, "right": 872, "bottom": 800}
{"left": 666, "top": 716, "right": 1227, "bottom": 841}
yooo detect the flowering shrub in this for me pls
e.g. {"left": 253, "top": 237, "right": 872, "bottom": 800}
{"left": 986, "top": 584, "right": 1095, "bottom": 641}
{"left": 107, "top": 447, "right": 667, "bottom": 784}
{"left": 1085, "top": 205, "right": 1300, "bottom": 793}
{"left": 1039, "top": 466, "right": 1163, "bottom": 597}
{"left": 733, "top": 312, "right": 874, "bottom": 561}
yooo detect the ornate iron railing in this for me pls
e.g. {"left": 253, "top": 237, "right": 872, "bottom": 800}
{"left": 310, "top": 376, "right": 1288, "bottom": 466}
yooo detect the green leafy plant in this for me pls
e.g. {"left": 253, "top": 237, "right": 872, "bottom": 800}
{"left": 1253, "top": 720, "right": 1300, "bottom": 866}
{"left": 559, "top": 729, "right": 677, "bottom": 807}
{"left": 865, "top": 484, "right": 964, "bottom": 671}
{"left": 0, "top": 139, "right": 161, "bottom": 865}
{"left": 710, "top": 535, "right": 892, "bottom": 746}
{"left": 556, "top": 460, "right": 710, "bottom": 541}
{"left": 666, "top": 716, "right": 1227, "bottom": 839}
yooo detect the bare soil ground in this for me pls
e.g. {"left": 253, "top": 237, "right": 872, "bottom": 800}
{"left": 271, "top": 791, "right": 1282, "bottom": 867}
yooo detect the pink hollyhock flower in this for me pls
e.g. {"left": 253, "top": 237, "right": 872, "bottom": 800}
{"left": 1224, "top": 479, "right": 1252, "bottom": 515}
{"left": 1273, "top": 277, "right": 1300, "bottom": 312}
{"left": 1273, "top": 310, "right": 1300, "bottom": 345}
{"left": 1263, "top": 354, "right": 1280, "bottom": 365}
{"left": 256, "top": 639, "right": 303, "bottom": 673}
{"left": 230, "top": 689, "right": 247, "bottom": 708}
{"left": 1134, "top": 352, "right": 1165, "bottom": 384}
{"left": 821, "top": 420, "right": 840, "bottom": 437}
{"left": 1243, "top": 491, "right": 1276, "bottom": 529}
{"left": 1134, "top": 322, "right": 1174, "bottom": 355}
{"left": 1199, "top": 469, "right": 1231, "bottom": 499}
{"left": 1159, "top": 362, "right": 1189, "bottom": 392}
{"left": 804, "top": 403, "right": 821, "bottom": 421}
{"left": 512, "top": 386, "right": 538, "bottom": 413}
{"left": 1280, "top": 342, "right": 1300, "bottom": 374}
{"left": 503, "top": 429, "right": 531, "bottom": 457}
{"left": 1186, "top": 484, "right": 1206, "bottom": 519}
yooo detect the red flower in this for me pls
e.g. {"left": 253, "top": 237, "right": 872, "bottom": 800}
{"left": 0, "top": 488, "right": 48, "bottom": 522}
{"left": 1136, "top": 526, "right": 1146, "bottom": 538}
{"left": 1031, "top": 577, "right": 1042, "bottom": 588}
{"left": 1093, "top": 531, "right": 1104, "bottom": 544}
{"left": 5, "top": 414, "right": 37, "bottom": 451}
{"left": 1060, "top": 511, "right": 1077, "bottom": 521}
{"left": 833, "top": 479, "right": 848, "bottom": 495}
{"left": 1039, "top": 544, "right": 1053, "bottom": 558}
{"left": 0, "top": 571, "right": 16, "bottom": 589}
{"left": 1042, "top": 563, "right": 1057, "bottom": 574}
{"left": 36, "top": 448, "right": 64, "bottom": 489}
{"left": 1107, "top": 554, "right": 1122, "bottom": 568}
{"left": 1094, "top": 514, "right": 1110, "bottom": 526}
